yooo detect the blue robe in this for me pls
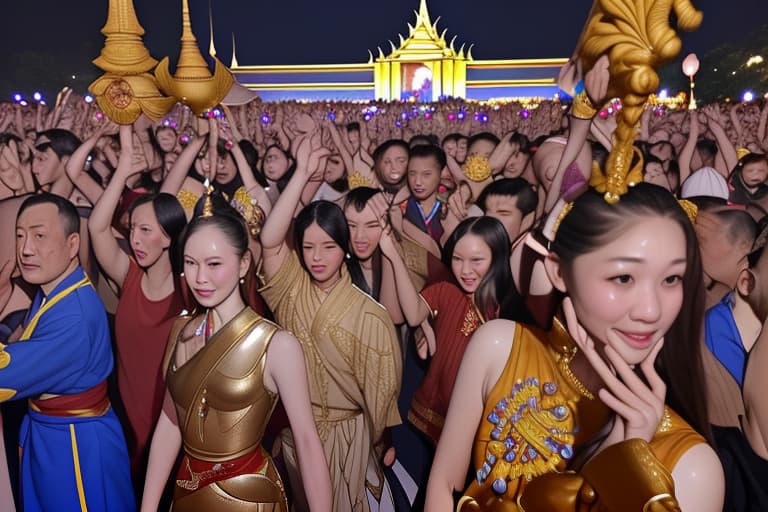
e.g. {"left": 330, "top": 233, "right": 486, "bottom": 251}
{"left": 0, "top": 266, "right": 134, "bottom": 511}
{"left": 705, "top": 291, "right": 747, "bottom": 387}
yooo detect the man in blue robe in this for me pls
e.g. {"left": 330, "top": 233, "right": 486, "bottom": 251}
{"left": 0, "top": 193, "right": 134, "bottom": 511}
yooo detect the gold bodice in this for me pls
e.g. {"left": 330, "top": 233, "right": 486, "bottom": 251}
{"left": 167, "top": 308, "right": 279, "bottom": 462}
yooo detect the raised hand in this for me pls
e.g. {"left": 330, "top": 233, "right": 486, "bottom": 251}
{"left": 562, "top": 297, "right": 666, "bottom": 444}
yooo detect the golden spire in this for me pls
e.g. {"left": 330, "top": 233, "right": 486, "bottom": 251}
{"left": 208, "top": 0, "right": 217, "bottom": 57}
{"left": 155, "top": 0, "right": 234, "bottom": 115}
{"left": 92, "top": 0, "right": 157, "bottom": 73}
{"left": 88, "top": 0, "right": 175, "bottom": 124}
{"left": 231, "top": 33, "right": 239, "bottom": 68}
{"left": 383, "top": 0, "right": 468, "bottom": 60}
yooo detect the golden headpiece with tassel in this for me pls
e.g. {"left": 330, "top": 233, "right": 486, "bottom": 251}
{"left": 88, "top": 0, "right": 176, "bottom": 124}
{"left": 574, "top": 0, "right": 703, "bottom": 203}
{"left": 201, "top": 178, "right": 215, "bottom": 218}
{"left": 155, "top": 0, "right": 234, "bottom": 116}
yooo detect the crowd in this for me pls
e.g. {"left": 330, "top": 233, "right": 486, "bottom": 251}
{"left": 0, "top": 66, "right": 767, "bottom": 512}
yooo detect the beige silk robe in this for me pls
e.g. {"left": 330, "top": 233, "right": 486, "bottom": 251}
{"left": 260, "top": 251, "right": 402, "bottom": 512}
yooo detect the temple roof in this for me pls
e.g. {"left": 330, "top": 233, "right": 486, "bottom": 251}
{"left": 375, "top": 0, "right": 471, "bottom": 62}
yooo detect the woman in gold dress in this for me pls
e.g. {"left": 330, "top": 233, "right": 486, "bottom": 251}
{"left": 140, "top": 206, "right": 331, "bottom": 512}
{"left": 259, "top": 139, "right": 402, "bottom": 511}
{"left": 425, "top": 183, "right": 725, "bottom": 511}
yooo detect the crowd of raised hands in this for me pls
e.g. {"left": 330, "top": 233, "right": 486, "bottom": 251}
{"left": 2, "top": 76, "right": 768, "bottom": 512}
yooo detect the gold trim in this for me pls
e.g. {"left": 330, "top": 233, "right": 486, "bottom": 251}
{"left": 469, "top": 58, "right": 570, "bottom": 68}
{"left": 409, "top": 399, "right": 445, "bottom": 429}
{"left": 466, "top": 78, "right": 556, "bottom": 87}
{"left": 233, "top": 63, "right": 374, "bottom": 72}
{"left": 69, "top": 424, "right": 89, "bottom": 511}
{"left": 241, "top": 82, "right": 374, "bottom": 90}
{"left": 643, "top": 493, "right": 675, "bottom": 512}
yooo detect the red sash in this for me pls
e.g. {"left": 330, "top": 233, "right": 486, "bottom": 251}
{"left": 29, "top": 381, "right": 110, "bottom": 417}
{"left": 175, "top": 447, "right": 269, "bottom": 492}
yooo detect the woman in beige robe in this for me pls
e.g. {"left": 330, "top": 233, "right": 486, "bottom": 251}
{"left": 260, "top": 140, "right": 402, "bottom": 512}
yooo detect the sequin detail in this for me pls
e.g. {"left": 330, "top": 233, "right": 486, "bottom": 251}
{"left": 478, "top": 378, "right": 575, "bottom": 495}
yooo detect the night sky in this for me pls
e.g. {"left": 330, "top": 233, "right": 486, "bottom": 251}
{"left": 0, "top": 0, "right": 764, "bottom": 99}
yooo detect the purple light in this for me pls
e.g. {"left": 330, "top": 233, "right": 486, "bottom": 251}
{"left": 424, "top": 112, "right": 432, "bottom": 120}
{"left": 395, "top": 120, "right": 402, "bottom": 127}
{"left": 480, "top": 113, "right": 489, "bottom": 124}
{"left": 363, "top": 113, "right": 372, "bottom": 122}
{"left": 19, "top": 100, "right": 28, "bottom": 107}
{"left": 83, "top": 94, "right": 94, "bottom": 104}
{"left": 447, "top": 113, "right": 456, "bottom": 121}
{"left": 12, "top": 94, "right": 22, "bottom": 103}
{"left": 33, "top": 92, "right": 42, "bottom": 102}
{"left": 457, "top": 110, "right": 466, "bottom": 120}
{"left": 180, "top": 134, "right": 191, "bottom": 144}
{"left": 95, "top": 111, "right": 104, "bottom": 120}
{"left": 260, "top": 113, "right": 272, "bottom": 125}
{"left": 327, "top": 111, "right": 336, "bottom": 121}
{"left": 519, "top": 109, "right": 530, "bottom": 119}
{"left": 401, "top": 112, "right": 408, "bottom": 120}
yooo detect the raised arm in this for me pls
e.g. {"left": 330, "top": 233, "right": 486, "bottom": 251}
{"left": 378, "top": 227, "right": 429, "bottom": 327}
{"left": 260, "top": 136, "right": 328, "bottom": 281}
{"left": 159, "top": 122, "right": 206, "bottom": 195}
{"left": 87, "top": 124, "right": 135, "bottom": 287}
{"left": 323, "top": 119, "right": 355, "bottom": 177}
{"left": 678, "top": 111, "right": 700, "bottom": 185}
{"left": 65, "top": 122, "right": 114, "bottom": 205}
{"left": 702, "top": 105, "right": 738, "bottom": 174}
{"left": 264, "top": 331, "right": 332, "bottom": 512}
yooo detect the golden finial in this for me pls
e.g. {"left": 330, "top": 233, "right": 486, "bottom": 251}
{"left": 202, "top": 178, "right": 214, "bottom": 217}
{"left": 575, "top": 0, "right": 703, "bottom": 202}
{"left": 155, "top": 0, "right": 234, "bottom": 116}
{"left": 88, "top": 0, "right": 176, "bottom": 124}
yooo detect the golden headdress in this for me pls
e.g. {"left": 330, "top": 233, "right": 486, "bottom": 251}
{"left": 154, "top": 0, "right": 234, "bottom": 116}
{"left": 88, "top": 0, "right": 176, "bottom": 124}
{"left": 575, "top": 0, "right": 702, "bottom": 203}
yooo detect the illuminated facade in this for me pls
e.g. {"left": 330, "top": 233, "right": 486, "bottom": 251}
{"left": 229, "top": 0, "right": 567, "bottom": 102}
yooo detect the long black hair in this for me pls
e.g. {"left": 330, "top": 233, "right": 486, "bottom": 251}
{"left": 128, "top": 193, "right": 187, "bottom": 274}
{"left": 294, "top": 200, "right": 363, "bottom": 287}
{"left": 551, "top": 182, "right": 711, "bottom": 442}
{"left": 442, "top": 216, "right": 511, "bottom": 321}
{"left": 344, "top": 187, "right": 384, "bottom": 299}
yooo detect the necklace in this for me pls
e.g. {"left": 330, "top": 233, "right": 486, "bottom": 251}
{"left": 556, "top": 345, "right": 595, "bottom": 400}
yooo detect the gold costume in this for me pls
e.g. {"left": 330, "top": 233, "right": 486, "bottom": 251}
{"left": 260, "top": 251, "right": 402, "bottom": 512}
{"left": 165, "top": 307, "right": 288, "bottom": 512}
{"left": 459, "top": 321, "right": 704, "bottom": 512}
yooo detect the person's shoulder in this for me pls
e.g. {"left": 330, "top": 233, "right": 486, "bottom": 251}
{"left": 465, "top": 319, "right": 517, "bottom": 360}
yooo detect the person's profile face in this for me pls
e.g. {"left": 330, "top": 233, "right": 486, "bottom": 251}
{"left": 16, "top": 203, "right": 78, "bottom": 288}
{"left": 32, "top": 146, "right": 63, "bottom": 186}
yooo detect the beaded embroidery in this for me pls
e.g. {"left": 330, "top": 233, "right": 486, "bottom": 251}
{"left": 477, "top": 377, "right": 575, "bottom": 495}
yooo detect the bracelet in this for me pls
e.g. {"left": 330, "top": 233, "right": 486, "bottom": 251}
{"left": 571, "top": 91, "right": 598, "bottom": 120}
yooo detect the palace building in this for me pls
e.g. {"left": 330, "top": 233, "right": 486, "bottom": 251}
{"left": 225, "top": 0, "right": 567, "bottom": 102}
